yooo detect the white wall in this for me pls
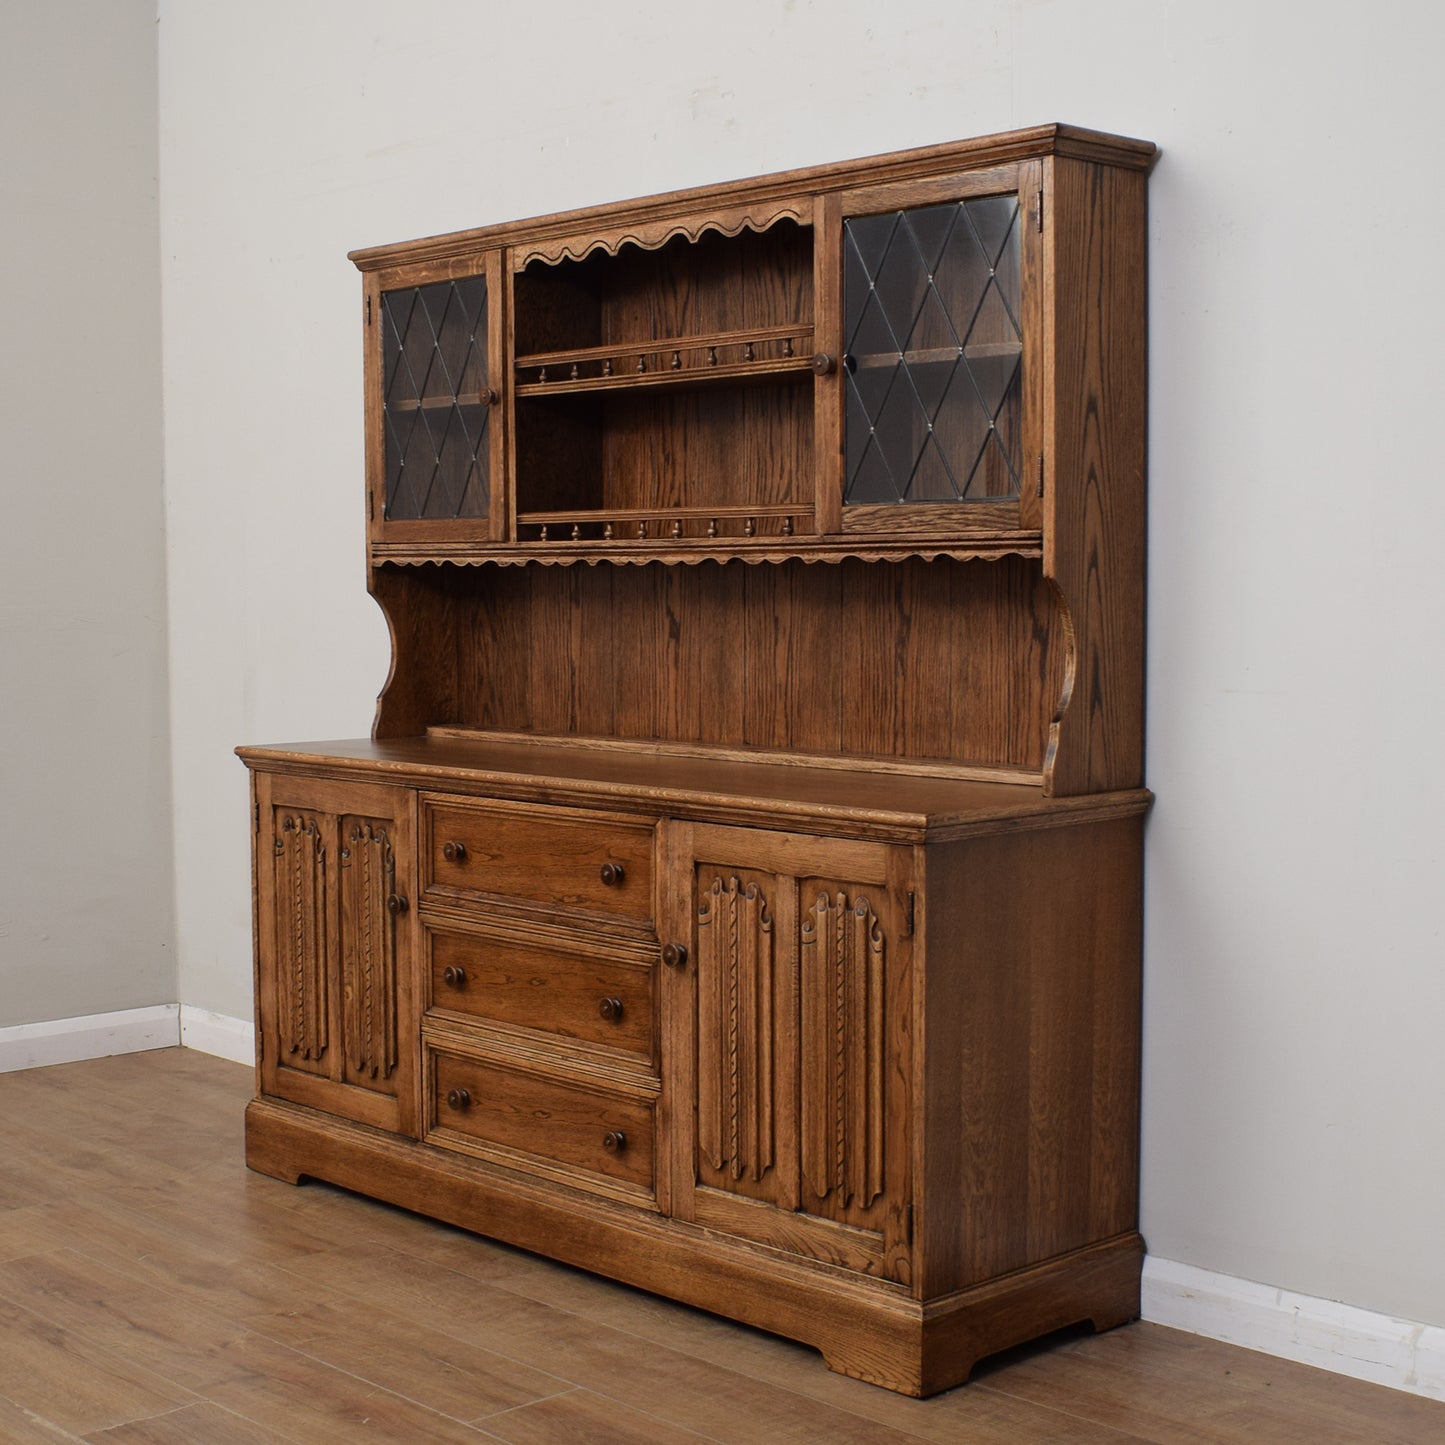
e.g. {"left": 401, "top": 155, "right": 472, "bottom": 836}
{"left": 158, "top": 1, "right": 1445, "bottom": 1330}
{"left": 0, "top": 1, "right": 173, "bottom": 1026}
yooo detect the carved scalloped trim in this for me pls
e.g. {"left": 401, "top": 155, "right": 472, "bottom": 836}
{"left": 516, "top": 200, "right": 813, "bottom": 269}
{"left": 370, "top": 543, "right": 1042, "bottom": 570}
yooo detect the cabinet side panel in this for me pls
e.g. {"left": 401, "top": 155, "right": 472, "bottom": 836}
{"left": 1043, "top": 159, "right": 1147, "bottom": 795}
{"left": 920, "top": 817, "right": 1143, "bottom": 1297}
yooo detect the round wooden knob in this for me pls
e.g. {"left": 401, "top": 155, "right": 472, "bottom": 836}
{"left": 386, "top": 893, "right": 408, "bottom": 915}
{"left": 812, "top": 352, "right": 837, "bottom": 375}
{"left": 602, "top": 1130, "right": 626, "bottom": 1153}
{"left": 442, "top": 840, "right": 467, "bottom": 863}
{"left": 661, "top": 942, "right": 688, "bottom": 969}
{"left": 482, "top": 386, "right": 500, "bottom": 406}
{"left": 599, "top": 996, "right": 624, "bottom": 1022}
{"left": 442, "top": 965, "right": 466, "bottom": 989}
{"left": 599, "top": 862, "right": 625, "bottom": 887}
{"left": 447, "top": 1088, "right": 471, "bottom": 1111}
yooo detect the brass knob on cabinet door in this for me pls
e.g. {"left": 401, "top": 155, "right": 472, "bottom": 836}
{"left": 442, "top": 965, "right": 466, "bottom": 989}
{"left": 661, "top": 942, "right": 688, "bottom": 968}
{"left": 386, "top": 893, "right": 408, "bottom": 915}
{"left": 481, "top": 386, "right": 500, "bottom": 406}
{"left": 447, "top": 1088, "right": 471, "bottom": 1111}
{"left": 598, "top": 996, "right": 624, "bottom": 1023}
{"left": 811, "top": 351, "right": 837, "bottom": 375}
{"left": 602, "top": 1130, "right": 626, "bottom": 1153}
{"left": 599, "top": 862, "right": 625, "bottom": 887}
{"left": 441, "top": 840, "right": 467, "bottom": 863}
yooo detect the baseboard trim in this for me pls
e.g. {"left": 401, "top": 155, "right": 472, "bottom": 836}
{"left": 179, "top": 1006, "right": 255, "bottom": 1067}
{"left": 1143, "top": 1256, "right": 1445, "bottom": 1402}
{"left": 0, "top": 1004, "right": 180, "bottom": 1074}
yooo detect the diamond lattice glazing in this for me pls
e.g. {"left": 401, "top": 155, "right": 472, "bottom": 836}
{"left": 843, "top": 195, "right": 1022, "bottom": 505}
{"left": 381, "top": 276, "right": 491, "bottom": 520}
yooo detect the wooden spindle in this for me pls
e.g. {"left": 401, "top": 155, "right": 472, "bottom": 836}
{"left": 571, "top": 524, "right": 581, "bottom": 541}
{"left": 638, "top": 519, "right": 649, "bottom": 539}
{"left": 604, "top": 522, "right": 614, "bottom": 540}
{"left": 637, "top": 355, "right": 647, "bottom": 374}
{"left": 707, "top": 517, "right": 718, "bottom": 537}
{"left": 603, "top": 358, "right": 613, "bottom": 377}
{"left": 744, "top": 342, "right": 755, "bottom": 362}
{"left": 707, "top": 347, "right": 718, "bottom": 367}
{"left": 538, "top": 366, "right": 547, "bottom": 383}
{"left": 570, "top": 363, "right": 579, "bottom": 380}
{"left": 539, "top": 525, "right": 548, "bottom": 542}
{"left": 671, "top": 350, "right": 681, "bottom": 370}
{"left": 783, "top": 338, "right": 794, "bottom": 358}
{"left": 782, "top": 516, "right": 793, "bottom": 536}
{"left": 744, "top": 516, "right": 756, "bottom": 537}
{"left": 671, "top": 519, "right": 682, "bottom": 539}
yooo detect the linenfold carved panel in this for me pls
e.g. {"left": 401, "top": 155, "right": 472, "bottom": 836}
{"left": 274, "top": 813, "right": 328, "bottom": 1063}
{"left": 339, "top": 818, "right": 398, "bottom": 1083}
{"left": 696, "top": 873, "right": 776, "bottom": 1183}
{"left": 800, "top": 889, "right": 886, "bottom": 1209}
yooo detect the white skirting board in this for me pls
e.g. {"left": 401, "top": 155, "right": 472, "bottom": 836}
{"left": 1143, "top": 1256, "right": 1445, "bottom": 1402}
{"left": 178, "top": 1005, "right": 255, "bottom": 1066}
{"left": 0, "top": 1003, "right": 180, "bottom": 1073}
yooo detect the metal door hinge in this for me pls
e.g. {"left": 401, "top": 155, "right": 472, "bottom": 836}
{"left": 1035, "top": 188, "right": 1044, "bottom": 233}
{"left": 1037, "top": 453, "right": 1045, "bottom": 498}
{"left": 904, "top": 890, "right": 916, "bottom": 938}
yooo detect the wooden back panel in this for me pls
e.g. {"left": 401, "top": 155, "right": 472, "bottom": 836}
{"left": 372, "top": 556, "right": 1065, "bottom": 773}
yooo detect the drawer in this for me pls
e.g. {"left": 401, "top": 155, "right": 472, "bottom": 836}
{"left": 430, "top": 1049, "right": 654, "bottom": 1195}
{"left": 429, "top": 927, "right": 654, "bottom": 1059}
{"left": 423, "top": 799, "right": 655, "bottom": 924}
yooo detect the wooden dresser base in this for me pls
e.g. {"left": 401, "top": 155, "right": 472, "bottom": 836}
{"left": 246, "top": 1098, "right": 1142, "bottom": 1397}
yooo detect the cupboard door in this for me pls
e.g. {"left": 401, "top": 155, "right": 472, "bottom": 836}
{"left": 817, "top": 161, "right": 1043, "bottom": 537}
{"left": 365, "top": 250, "right": 507, "bottom": 546}
{"left": 254, "top": 773, "right": 419, "bottom": 1134}
{"left": 668, "top": 823, "right": 913, "bottom": 1283}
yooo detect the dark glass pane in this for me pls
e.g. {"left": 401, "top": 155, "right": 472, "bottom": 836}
{"left": 381, "top": 275, "right": 491, "bottom": 521}
{"left": 843, "top": 193, "right": 1022, "bottom": 506}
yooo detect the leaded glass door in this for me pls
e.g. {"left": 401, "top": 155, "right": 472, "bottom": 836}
{"left": 365, "top": 252, "right": 506, "bottom": 544}
{"left": 817, "top": 163, "right": 1043, "bottom": 536}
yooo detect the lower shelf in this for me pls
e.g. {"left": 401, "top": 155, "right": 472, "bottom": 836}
{"left": 245, "top": 1095, "right": 1143, "bottom": 1396}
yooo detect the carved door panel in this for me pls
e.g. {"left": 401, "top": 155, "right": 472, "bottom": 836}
{"left": 666, "top": 823, "right": 913, "bottom": 1284}
{"left": 254, "top": 773, "right": 419, "bottom": 1135}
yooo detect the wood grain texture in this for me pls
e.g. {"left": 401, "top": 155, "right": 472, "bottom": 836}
{"left": 1042, "top": 158, "right": 1148, "bottom": 795}
{"left": 920, "top": 816, "right": 1144, "bottom": 1296}
{"left": 373, "top": 555, "right": 1067, "bottom": 771}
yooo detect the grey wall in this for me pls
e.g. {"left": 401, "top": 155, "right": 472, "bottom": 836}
{"left": 1, "top": 1, "right": 174, "bottom": 1025}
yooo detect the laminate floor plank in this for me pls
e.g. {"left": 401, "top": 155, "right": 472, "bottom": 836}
{"left": 278, "top": 1240, "right": 936, "bottom": 1444}
{"left": 474, "top": 1387, "right": 725, "bottom": 1443}
{"left": 244, "top": 1293, "right": 575, "bottom": 1422}
{"left": 0, "top": 1393, "right": 86, "bottom": 1443}
{"left": 82, "top": 1401, "right": 289, "bottom": 1444}
{"left": 0, "top": 1296, "right": 195, "bottom": 1436}
{"left": 2, "top": 1049, "right": 1443, "bottom": 1445}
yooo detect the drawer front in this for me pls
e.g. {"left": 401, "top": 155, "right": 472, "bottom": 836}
{"left": 431, "top": 1050, "right": 654, "bottom": 1193}
{"left": 424, "top": 799, "right": 655, "bottom": 923}
{"left": 429, "top": 928, "right": 654, "bottom": 1058}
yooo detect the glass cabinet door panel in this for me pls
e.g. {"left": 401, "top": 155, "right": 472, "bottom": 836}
{"left": 842, "top": 194, "right": 1022, "bottom": 506}
{"left": 381, "top": 274, "right": 492, "bottom": 521}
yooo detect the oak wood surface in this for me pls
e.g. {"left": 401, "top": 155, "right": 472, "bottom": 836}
{"left": 241, "top": 734, "right": 1149, "bottom": 842}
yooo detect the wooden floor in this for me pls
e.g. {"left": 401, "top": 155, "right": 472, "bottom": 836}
{"left": 0, "top": 1052, "right": 1440, "bottom": 1444}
